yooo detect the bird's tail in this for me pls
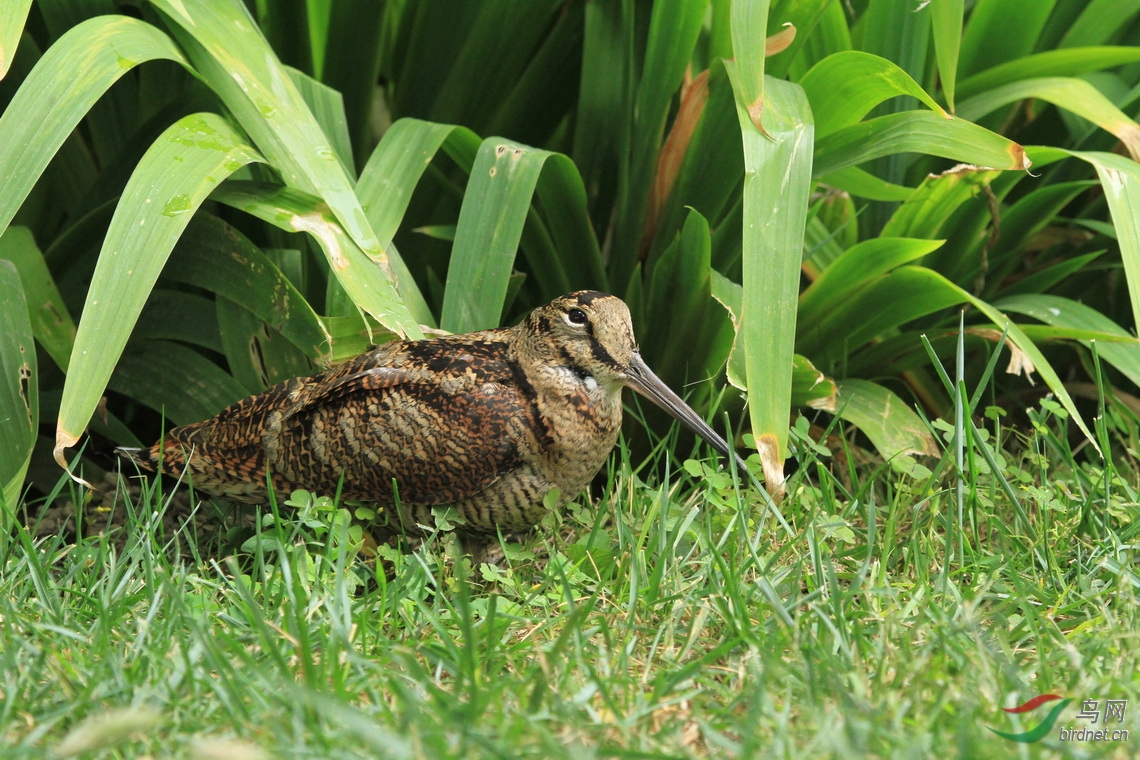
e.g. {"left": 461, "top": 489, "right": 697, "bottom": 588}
{"left": 116, "top": 445, "right": 155, "bottom": 470}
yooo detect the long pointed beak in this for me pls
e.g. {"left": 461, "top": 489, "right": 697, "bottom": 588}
{"left": 623, "top": 352, "right": 747, "bottom": 473}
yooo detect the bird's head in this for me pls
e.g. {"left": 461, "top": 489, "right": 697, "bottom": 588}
{"left": 523, "top": 291, "right": 739, "bottom": 464}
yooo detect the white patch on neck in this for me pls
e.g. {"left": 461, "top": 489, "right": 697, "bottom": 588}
{"left": 546, "top": 364, "right": 611, "bottom": 397}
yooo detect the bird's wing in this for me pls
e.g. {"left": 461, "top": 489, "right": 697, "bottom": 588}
{"left": 267, "top": 348, "right": 538, "bottom": 505}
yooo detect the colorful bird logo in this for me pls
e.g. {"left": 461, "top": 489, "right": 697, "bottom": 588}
{"left": 988, "top": 694, "right": 1072, "bottom": 743}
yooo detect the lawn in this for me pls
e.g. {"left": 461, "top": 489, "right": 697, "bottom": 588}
{"left": 3, "top": 395, "right": 1137, "bottom": 759}
{"left": 3, "top": 1, "right": 1140, "bottom": 757}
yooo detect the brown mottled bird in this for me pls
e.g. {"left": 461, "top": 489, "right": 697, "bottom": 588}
{"left": 119, "top": 291, "right": 739, "bottom": 539}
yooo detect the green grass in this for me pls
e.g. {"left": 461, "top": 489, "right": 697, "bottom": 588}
{"left": 3, "top": 396, "right": 1138, "bottom": 759}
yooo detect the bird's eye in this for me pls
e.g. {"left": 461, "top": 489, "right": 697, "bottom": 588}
{"left": 566, "top": 308, "right": 588, "bottom": 325}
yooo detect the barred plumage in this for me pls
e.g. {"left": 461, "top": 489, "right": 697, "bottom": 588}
{"left": 120, "top": 291, "right": 736, "bottom": 538}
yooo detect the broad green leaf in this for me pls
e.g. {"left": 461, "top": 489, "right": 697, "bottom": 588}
{"left": 0, "top": 15, "right": 188, "bottom": 235}
{"left": 163, "top": 214, "right": 332, "bottom": 365}
{"left": 881, "top": 165, "right": 1002, "bottom": 239}
{"left": 532, "top": 155, "right": 608, "bottom": 294}
{"left": 210, "top": 181, "right": 423, "bottom": 341}
{"left": 727, "top": 64, "right": 814, "bottom": 491}
{"left": 134, "top": 290, "right": 223, "bottom": 354}
{"left": 996, "top": 297, "right": 1140, "bottom": 389}
{"left": 321, "top": 0, "right": 387, "bottom": 163}
{"left": 710, "top": 269, "right": 746, "bottom": 391}
{"left": 813, "top": 110, "right": 1030, "bottom": 177}
{"left": 731, "top": 0, "right": 770, "bottom": 132}
{"left": 929, "top": 0, "right": 963, "bottom": 111}
{"left": 1061, "top": 0, "right": 1140, "bottom": 49}
{"left": 792, "top": 354, "right": 837, "bottom": 410}
{"left": 958, "top": 47, "right": 1140, "bottom": 100}
{"left": 54, "top": 113, "right": 264, "bottom": 472}
{"left": 611, "top": 0, "right": 707, "bottom": 290}
{"left": 800, "top": 264, "right": 1099, "bottom": 451}
{"left": 834, "top": 379, "right": 937, "bottom": 475}
{"left": 798, "top": 238, "right": 945, "bottom": 327}
{"left": 1002, "top": 251, "right": 1105, "bottom": 298}
{"left": 0, "top": 227, "right": 74, "bottom": 372}
{"left": 287, "top": 65, "right": 355, "bottom": 178}
{"left": 151, "top": 0, "right": 422, "bottom": 333}
{"left": 957, "top": 78, "right": 1140, "bottom": 160}
{"left": 763, "top": 0, "right": 834, "bottom": 80}
{"left": 787, "top": 0, "right": 851, "bottom": 78}
{"left": 977, "top": 181, "right": 1099, "bottom": 292}
{"left": 252, "top": 0, "right": 313, "bottom": 74}
{"left": 0, "top": 260, "right": 37, "bottom": 515}
{"left": 427, "top": 0, "right": 566, "bottom": 130}
{"left": 815, "top": 166, "right": 914, "bottom": 201}
{"left": 216, "top": 296, "right": 313, "bottom": 394}
{"left": 482, "top": 6, "right": 586, "bottom": 146}
{"left": 1071, "top": 151, "right": 1140, "bottom": 333}
{"left": 647, "top": 65, "right": 743, "bottom": 261}
{"left": 799, "top": 266, "right": 965, "bottom": 361}
{"left": 710, "top": 270, "right": 835, "bottom": 410}
{"left": 640, "top": 209, "right": 726, "bottom": 386}
{"left": 958, "top": 0, "right": 1056, "bottom": 79}
{"left": 0, "top": 0, "right": 32, "bottom": 78}
{"left": 441, "top": 138, "right": 552, "bottom": 333}
{"left": 357, "top": 118, "right": 480, "bottom": 249}
{"left": 572, "top": 0, "right": 633, "bottom": 233}
{"left": 800, "top": 51, "right": 947, "bottom": 138}
{"left": 110, "top": 340, "right": 249, "bottom": 426}
{"left": 355, "top": 119, "right": 484, "bottom": 327}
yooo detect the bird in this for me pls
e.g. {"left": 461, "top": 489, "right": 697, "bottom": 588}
{"left": 119, "top": 291, "right": 742, "bottom": 541}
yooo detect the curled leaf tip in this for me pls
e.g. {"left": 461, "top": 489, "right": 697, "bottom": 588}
{"left": 747, "top": 98, "right": 773, "bottom": 139}
{"left": 53, "top": 432, "right": 95, "bottom": 490}
{"left": 764, "top": 24, "right": 796, "bottom": 57}
{"left": 1008, "top": 142, "right": 1031, "bottom": 171}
